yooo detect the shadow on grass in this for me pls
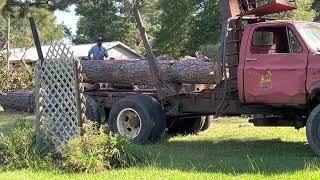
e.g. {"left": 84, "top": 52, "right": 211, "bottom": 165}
{"left": 143, "top": 138, "right": 320, "bottom": 175}
{"left": 1, "top": 112, "right": 318, "bottom": 175}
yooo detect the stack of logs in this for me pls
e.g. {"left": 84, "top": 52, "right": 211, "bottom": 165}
{"left": 0, "top": 59, "right": 221, "bottom": 111}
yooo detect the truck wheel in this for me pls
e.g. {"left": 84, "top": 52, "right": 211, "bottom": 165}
{"left": 108, "top": 95, "right": 166, "bottom": 144}
{"left": 307, "top": 104, "right": 320, "bottom": 155}
{"left": 85, "top": 96, "right": 101, "bottom": 124}
{"left": 168, "top": 117, "right": 205, "bottom": 135}
{"left": 201, "top": 115, "right": 214, "bottom": 132}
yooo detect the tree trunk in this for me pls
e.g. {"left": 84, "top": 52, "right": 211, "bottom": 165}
{"left": 81, "top": 59, "right": 222, "bottom": 85}
{"left": 0, "top": 59, "right": 222, "bottom": 112}
{"left": 0, "top": 91, "right": 34, "bottom": 112}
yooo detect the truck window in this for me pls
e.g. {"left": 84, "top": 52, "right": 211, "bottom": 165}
{"left": 251, "top": 26, "right": 290, "bottom": 54}
{"left": 288, "top": 29, "right": 303, "bottom": 53}
{"left": 252, "top": 31, "right": 273, "bottom": 46}
{"left": 295, "top": 22, "right": 320, "bottom": 52}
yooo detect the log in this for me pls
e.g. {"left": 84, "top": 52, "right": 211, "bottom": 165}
{"left": 0, "top": 59, "right": 222, "bottom": 112}
{"left": 0, "top": 91, "right": 34, "bottom": 112}
{"left": 81, "top": 59, "right": 222, "bottom": 85}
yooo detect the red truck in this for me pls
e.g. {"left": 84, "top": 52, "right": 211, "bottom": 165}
{"left": 84, "top": 0, "right": 320, "bottom": 155}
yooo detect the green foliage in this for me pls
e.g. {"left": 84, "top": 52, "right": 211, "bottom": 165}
{"left": 0, "top": 62, "right": 34, "bottom": 92}
{"left": 0, "top": 5, "right": 62, "bottom": 93}
{"left": 198, "top": 43, "right": 221, "bottom": 60}
{"left": 273, "top": 0, "right": 318, "bottom": 21}
{"left": 139, "top": 0, "right": 161, "bottom": 37}
{"left": 313, "top": 0, "right": 320, "bottom": 21}
{"left": 154, "top": 0, "right": 197, "bottom": 58}
{"left": 1, "top": 0, "right": 77, "bottom": 17}
{"left": 2, "top": 114, "right": 320, "bottom": 178}
{"left": 72, "top": 0, "right": 161, "bottom": 53}
{"left": 0, "top": 8, "right": 64, "bottom": 49}
{"left": 0, "top": 0, "right": 65, "bottom": 50}
{"left": 0, "top": 118, "right": 143, "bottom": 172}
{"left": 187, "top": 0, "right": 221, "bottom": 54}
{"left": 13, "top": 9, "right": 64, "bottom": 48}
{"left": 61, "top": 121, "right": 144, "bottom": 173}
{"left": 153, "top": 0, "right": 320, "bottom": 58}
{"left": 0, "top": 120, "right": 53, "bottom": 170}
{"left": 73, "top": 0, "right": 144, "bottom": 53}
{"left": 154, "top": 0, "right": 221, "bottom": 58}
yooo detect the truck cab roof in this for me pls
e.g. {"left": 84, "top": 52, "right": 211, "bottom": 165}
{"left": 248, "top": 20, "right": 313, "bottom": 27}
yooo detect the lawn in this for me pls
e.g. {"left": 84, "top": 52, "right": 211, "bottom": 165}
{"left": 1, "top": 112, "right": 320, "bottom": 179}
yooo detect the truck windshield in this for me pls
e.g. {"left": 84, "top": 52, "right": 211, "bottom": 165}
{"left": 295, "top": 22, "right": 320, "bottom": 52}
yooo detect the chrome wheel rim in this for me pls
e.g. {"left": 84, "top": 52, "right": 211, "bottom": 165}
{"left": 116, "top": 108, "right": 141, "bottom": 139}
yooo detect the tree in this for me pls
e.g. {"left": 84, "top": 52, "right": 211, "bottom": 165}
{"left": 135, "top": 0, "right": 161, "bottom": 38}
{"left": 0, "top": 0, "right": 67, "bottom": 58}
{"left": 273, "top": 0, "right": 318, "bottom": 21}
{"left": 1, "top": 0, "right": 77, "bottom": 17}
{"left": 313, "top": 0, "right": 320, "bottom": 21}
{"left": 187, "top": 0, "right": 221, "bottom": 55}
{"left": 154, "top": 0, "right": 197, "bottom": 58}
{"left": 72, "top": 0, "right": 144, "bottom": 53}
{"left": 0, "top": 8, "right": 64, "bottom": 49}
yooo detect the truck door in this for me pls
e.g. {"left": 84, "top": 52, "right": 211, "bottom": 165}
{"left": 243, "top": 24, "right": 308, "bottom": 105}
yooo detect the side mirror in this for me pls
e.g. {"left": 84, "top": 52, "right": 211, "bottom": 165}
{"left": 317, "top": 47, "right": 320, "bottom": 52}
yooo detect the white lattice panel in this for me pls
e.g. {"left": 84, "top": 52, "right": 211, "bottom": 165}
{"left": 36, "top": 43, "right": 86, "bottom": 153}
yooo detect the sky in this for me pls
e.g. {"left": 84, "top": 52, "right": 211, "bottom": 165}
{"left": 54, "top": 5, "right": 79, "bottom": 35}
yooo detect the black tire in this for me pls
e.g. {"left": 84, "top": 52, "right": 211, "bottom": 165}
{"left": 307, "top": 104, "right": 320, "bottom": 155}
{"left": 201, "top": 115, "right": 214, "bottom": 132}
{"left": 85, "top": 96, "right": 101, "bottom": 124}
{"left": 168, "top": 117, "right": 205, "bottom": 135}
{"left": 108, "top": 95, "right": 166, "bottom": 144}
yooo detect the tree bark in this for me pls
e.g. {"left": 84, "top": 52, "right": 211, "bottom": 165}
{"left": 81, "top": 59, "right": 222, "bottom": 85}
{"left": 0, "top": 91, "right": 34, "bottom": 112}
{"left": 0, "top": 59, "right": 222, "bottom": 112}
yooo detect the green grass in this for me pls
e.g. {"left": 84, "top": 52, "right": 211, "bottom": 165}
{"left": 1, "top": 113, "right": 320, "bottom": 179}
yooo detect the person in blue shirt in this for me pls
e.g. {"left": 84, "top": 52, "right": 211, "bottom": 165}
{"left": 88, "top": 37, "right": 108, "bottom": 60}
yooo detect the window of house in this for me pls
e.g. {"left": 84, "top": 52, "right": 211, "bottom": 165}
{"left": 251, "top": 26, "right": 302, "bottom": 54}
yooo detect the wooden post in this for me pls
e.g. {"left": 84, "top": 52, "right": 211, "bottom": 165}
{"left": 29, "top": 17, "right": 44, "bottom": 147}
{"left": 29, "top": 17, "right": 44, "bottom": 64}
{"left": 6, "top": 12, "right": 10, "bottom": 69}
{"left": 131, "top": 4, "right": 168, "bottom": 98}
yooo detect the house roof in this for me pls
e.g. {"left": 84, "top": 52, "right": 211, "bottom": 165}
{"left": 70, "top": 41, "right": 141, "bottom": 58}
{"left": 2, "top": 41, "right": 141, "bottom": 63}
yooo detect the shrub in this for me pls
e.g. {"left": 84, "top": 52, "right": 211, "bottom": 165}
{"left": 0, "top": 120, "right": 53, "bottom": 170}
{"left": 0, "top": 119, "right": 144, "bottom": 172}
{"left": 61, "top": 121, "right": 144, "bottom": 173}
{"left": 0, "top": 61, "right": 34, "bottom": 92}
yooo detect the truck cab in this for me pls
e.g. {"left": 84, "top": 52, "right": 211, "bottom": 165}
{"left": 238, "top": 21, "right": 320, "bottom": 106}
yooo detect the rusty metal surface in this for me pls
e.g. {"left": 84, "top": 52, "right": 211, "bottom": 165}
{"left": 220, "top": 0, "right": 241, "bottom": 20}
{"left": 240, "top": 0, "right": 297, "bottom": 16}
{"left": 168, "top": 87, "right": 306, "bottom": 116}
{"left": 220, "top": 0, "right": 297, "bottom": 17}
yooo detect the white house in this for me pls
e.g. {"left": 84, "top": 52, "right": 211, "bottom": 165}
{"left": 3, "top": 41, "right": 142, "bottom": 63}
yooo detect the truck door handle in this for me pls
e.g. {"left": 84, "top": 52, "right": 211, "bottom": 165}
{"left": 246, "top": 57, "right": 257, "bottom": 61}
